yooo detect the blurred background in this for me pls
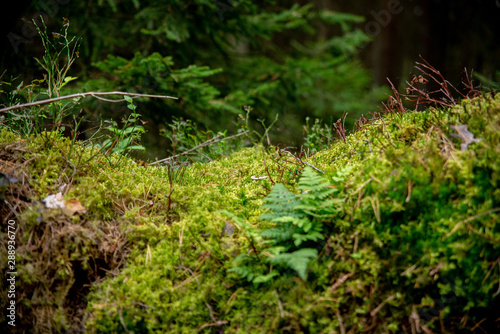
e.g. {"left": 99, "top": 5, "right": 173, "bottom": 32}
{"left": 1, "top": 0, "right": 499, "bottom": 160}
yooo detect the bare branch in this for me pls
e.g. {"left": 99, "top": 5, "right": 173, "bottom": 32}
{"left": 280, "top": 148, "right": 324, "bottom": 173}
{"left": 0, "top": 91, "right": 178, "bottom": 113}
{"left": 370, "top": 293, "right": 397, "bottom": 317}
{"left": 150, "top": 130, "right": 250, "bottom": 165}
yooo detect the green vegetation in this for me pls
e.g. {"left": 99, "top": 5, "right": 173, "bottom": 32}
{"left": 225, "top": 166, "right": 346, "bottom": 283}
{"left": 1, "top": 88, "right": 499, "bottom": 332}
{"left": 95, "top": 95, "right": 146, "bottom": 156}
{"left": 2, "top": 1, "right": 389, "bottom": 159}
{"left": 1, "top": 4, "right": 499, "bottom": 333}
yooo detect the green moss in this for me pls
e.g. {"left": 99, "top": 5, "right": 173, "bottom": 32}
{"left": 1, "top": 93, "right": 499, "bottom": 333}
{"left": 0, "top": 128, "right": 20, "bottom": 143}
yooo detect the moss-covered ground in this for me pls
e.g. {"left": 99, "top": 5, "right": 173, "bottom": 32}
{"left": 1, "top": 93, "right": 499, "bottom": 333}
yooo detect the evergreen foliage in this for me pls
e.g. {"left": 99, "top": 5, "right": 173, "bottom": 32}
{"left": 40, "top": 0, "right": 388, "bottom": 157}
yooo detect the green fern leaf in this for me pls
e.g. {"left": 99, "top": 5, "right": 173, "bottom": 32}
{"left": 296, "top": 167, "right": 341, "bottom": 218}
{"left": 299, "top": 167, "right": 336, "bottom": 199}
{"left": 259, "top": 183, "right": 300, "bottom": 222}
{"left": 292, "top": 231, "right": 323, "bottom": 246}
{"left": 273, "top": 215, "right": 308, "bottom": 227}
{"left": 267, "top": 248, "right": 318, "bottom": 279}
{"left": 260, "top": 227, "right": 293, "bottom": 243}
{"left": 230, "top": 166, "right": 347, "bottom": 284}
{"left": 228, "top": 265, "right": 256, "bottom": 282}
{"left": 252, "top": 271, "right": 279, "bottom": 284}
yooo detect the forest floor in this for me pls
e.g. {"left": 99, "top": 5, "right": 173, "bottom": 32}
{"left": 1, "top": 92, "right": 499, "bottom": 333}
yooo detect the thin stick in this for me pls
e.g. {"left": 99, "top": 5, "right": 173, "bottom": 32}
{"left": 0, "top": 91, "right": 178, "bottom": 113}
{"left": 280, "top": 148, "right": 324, "bottom": 173}
{"left": 330, "top": 272, "right": 354, "bottom": 293}
{"left": 275, "top": 290, "right": 285, "bottom": 318}
{"left": 444, "top": 207, "right": 500, "bottom": 240}
{"left": 335, "top": 309, "right": 346, "bottom": 334}
{"left": 262, "top": 145, "right": 274, "bottom": 185}
{"left": 151, "top": 130, "right": 250, "bottom": 165}
{"left": 370, "top": 293, "right": 397, "bottom": 317}
{"left": 119, "top": 309, "right": 132, "bottom": 334}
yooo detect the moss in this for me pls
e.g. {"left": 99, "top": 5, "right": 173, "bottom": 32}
{"left": 0, "top": 128, "right": 20, "bottom": 143}
{"left": 84, "top": 94, "right": 498, "bottom": 332}
{"left": 1, "top": 93, "right": 499, "bottom": 333}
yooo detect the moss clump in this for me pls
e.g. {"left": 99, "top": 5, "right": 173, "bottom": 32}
{"left": 81, "top": 94, "right": 499, "bottom": 333}
{"left": 1, "top": 93, "right": 499, "bottom": 333}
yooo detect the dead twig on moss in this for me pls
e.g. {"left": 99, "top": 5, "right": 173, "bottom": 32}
{"left": 335, "top": 309, "right": 346, "bottom": 334}
{"left": 164, "top": 164, "right": 186, "bottom": 218}
{"left": 461, "top": 68, "right": 482, "bottom": 99}
{"left": 262, "top": 145, "right": 274, "bottom": 185}
{"left": 0, "top": 91, "right": 178, "bottom": 113}
{"left": 330, "top": 272, "right": 354, "bottom": 293}
{"left": 151, "top": 130, "right": 250, "bottom": 165}
{"left": 383, "top": 79, "right": 406, "bottom": 115}
{"left": 197, "top": 320, "right": 229, "bottom": 332}
{"left": 275, "top": 290, "right": 285, "bottom": 318}
{"left": 355, "top": 114, "right": 370, "bottom": 132}
{"left": 403, "top": 56, "right": 480, "bottom": 111}
{"left": 333, "top": 112, "right": 348, "bottom": 143}
{"left": 280, "top": 148, "right": 324, "bottom": 173}
{"left": 444, "top": 207, "right": 500, "bottom": 240}
{"left": 370, "top": 293, "right": 397, "bottom": 317}
{"left": 415, "top": 57, "right": 458, "bottom": 105}
{"left": 119, "top": 308, "right": 133, "bottom": 334}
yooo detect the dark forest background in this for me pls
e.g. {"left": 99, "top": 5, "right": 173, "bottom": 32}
{"left": 1, "top": 0, "right": 499, "bottom": 160}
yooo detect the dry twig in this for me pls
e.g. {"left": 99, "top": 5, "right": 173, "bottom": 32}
{"left": 0, "top": 91, "right": 178, "bottom": 113}
{"left": 150, "top": 130, "right": 250, "bottom": 165}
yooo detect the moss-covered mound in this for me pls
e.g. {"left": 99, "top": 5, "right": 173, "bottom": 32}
{"left": 1, "top": 93, "right": 499, "bottom": 333}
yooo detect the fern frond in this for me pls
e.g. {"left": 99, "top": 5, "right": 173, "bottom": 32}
{"left": 266, "top": 248, "right": 318, "bottom": 280}
{"left": 259, "top": 183, "right": 300, "bottom": 222}
{"left": 252, "top": 271, "right": 279, "bottom": 284}
{"left": 273, "top": 215, "right": 308, "bottom": 227}
{"left": 265, "top": 246, "right": 288, "bottom": 256}
{"left": 229, "top": 166, "right": 347, "bottom": 284}
{"left": 292, "top": 230, "right": 323, "bottom": 246}
{"left": 229, "top": 253, "right": 268, "bottom": 282}
{"left": 260, "top": 227, "right": 293, "bottom": 243}
{"left": 296, "top": 199, "right": 342, "bottom": 219}
{"left": 296, "top": 167, "right": 341, "bottom": 218}
{"left": 227, "top": 265, "right": 256, "bottom": 282}
{"left": 299, "top": 167, "right": 336, "bottom": 200}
